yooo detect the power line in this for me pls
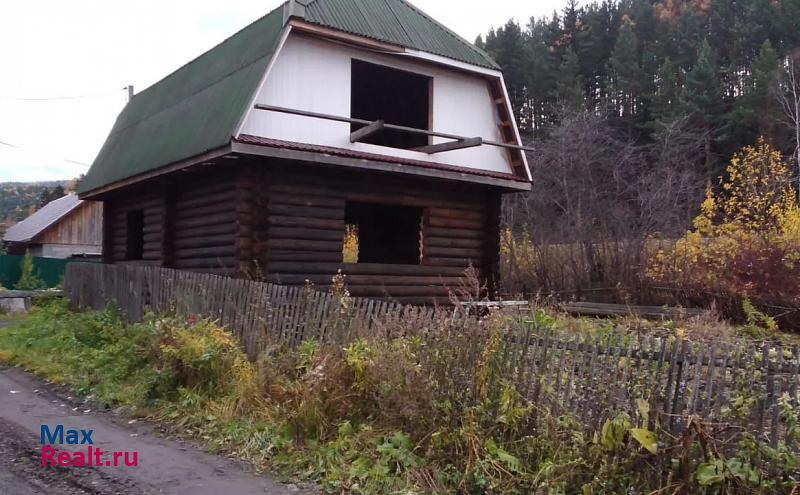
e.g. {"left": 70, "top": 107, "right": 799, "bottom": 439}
{"left": 0, "top": 139, "right": 89, "bottom": 166}
{"left": 0, "top": 87, "right": 126, "bottom": 102}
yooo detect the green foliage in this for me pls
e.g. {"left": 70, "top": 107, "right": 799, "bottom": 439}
{"left": 650, "top": 57, "right": 682, "bottom": 123}
{"left": 0, "top": 303, "right": 797, "bottom": 494}
{"left": 480, "top": 0, "right": 797, "bottom": 173}
{"left": 742, "top": 297, "right": 778, "bottom": 336}
{"left": 14, "top": 251, "right": 46, "bottom": 290}
{"left": 0, "top": 181, "right": 68, "bottom": 223}
{"left": 556, "top": 48, "right": 585, "bottom": 110}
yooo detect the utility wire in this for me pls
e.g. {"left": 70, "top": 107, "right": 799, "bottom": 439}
{"left": 0, "top": 139, "right": 89, "bottom": 166}
{"left": 0, "top": 87, "right": 126, "bottom": 102}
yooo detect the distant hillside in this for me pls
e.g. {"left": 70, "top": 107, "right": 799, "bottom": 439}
{"left": 0, "top": 180, "right": 70, "bottom": 225}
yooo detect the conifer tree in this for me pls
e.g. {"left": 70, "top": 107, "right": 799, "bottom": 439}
{"left": 651, "top": 57, "right": 682, "bottom": 124}
{"left": 682, "top": 40, "right": 724, "bottom": 174}
{"left": 555, "top": 48, "right": 585, "bottom": 110}
{"left": 607, "top": 17, "right": 643, "bottom": 122}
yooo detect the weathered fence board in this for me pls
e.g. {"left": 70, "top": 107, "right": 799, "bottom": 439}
{"left": 64, "top": 263, "right": 800, "bottom": 446}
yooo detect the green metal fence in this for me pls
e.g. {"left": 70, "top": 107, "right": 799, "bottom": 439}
{"left": 0, "top": 255, "right": 81, "bottom": 288}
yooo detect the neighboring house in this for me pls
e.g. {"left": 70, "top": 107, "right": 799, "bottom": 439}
{"left": 3, "top": 194, "right": 103, "bottom": 259}
{"left": 77, "top": 0, "right": 531, "bottom": 304}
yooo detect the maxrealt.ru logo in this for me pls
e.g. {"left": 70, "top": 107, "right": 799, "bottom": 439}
{"left": 40, "top": 425, "right": 139, "bottom": 467}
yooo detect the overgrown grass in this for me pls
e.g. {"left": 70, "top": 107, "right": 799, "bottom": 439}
{"left": 0, "top": 300, "right": 797, "bottom": 494}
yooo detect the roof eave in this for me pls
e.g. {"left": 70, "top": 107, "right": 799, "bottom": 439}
{"left": 78, "top": 145, "right": 234, "bottom": 200}
{"left": 231, "top": 139, "right": 531, "bottom": 191}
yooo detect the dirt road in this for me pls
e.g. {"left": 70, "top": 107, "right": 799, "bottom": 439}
{"left": 0, "top": 366, "right": 307, "bottom": 494}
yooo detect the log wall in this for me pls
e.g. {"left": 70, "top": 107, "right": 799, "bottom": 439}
{"left": 257, "top": 164, "right": 498, "bottom": 304}
{"left": 171, "top": 174, "right": 238, "bottom": 276}
{"left": 102, "top": 160, "right": 505, "bottom": 305}
{"left": 108, "top": 190, "right": 165, "bottom": 263}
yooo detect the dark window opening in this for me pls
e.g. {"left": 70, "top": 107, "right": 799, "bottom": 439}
{"left": 125, "top": 210, "right": 144, "bottom": 260}
{"left": 343, "top": 202, "right": 423, "bottom": 264}
{"left": 350, "top": 59, "right": 431, "bottom": 150}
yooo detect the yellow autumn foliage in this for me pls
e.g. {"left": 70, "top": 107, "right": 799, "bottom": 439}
{"left": 647, "top": 138, "right": 800, "bottom": 310}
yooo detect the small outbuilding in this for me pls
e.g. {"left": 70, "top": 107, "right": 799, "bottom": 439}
{"left": 3, "top": 194, "right": 103, "bottom": 259}
{"left": 78, "top": 0, "right": 532, "bottom": 304}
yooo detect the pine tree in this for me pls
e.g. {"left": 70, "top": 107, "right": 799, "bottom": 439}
{"left": 750, "top": 40, "right": 781, "bottom": 140}
{"left": 606, "top": 16, "right": 643, "bottom": 123}
{"left": 682, "top": 40, "right": 724, "bottom": 175}
{"left": 555, "top": 48, "right": 585, "bottom": 110}
{"left": 651, "top": 57, "right": 682, "bottom": 124}
{"left": 526, "top": 18, "right": 559, "bottom": 130}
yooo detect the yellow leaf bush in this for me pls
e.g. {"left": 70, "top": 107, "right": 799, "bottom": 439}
{"left": 647, "top": 138, "right": 800, "bottom": 326}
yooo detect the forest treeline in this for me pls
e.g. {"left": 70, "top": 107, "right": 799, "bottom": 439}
{"left": 0, "top": 181, "right": 68, "bottom": 225}
{"left": 479, "top": 0, "right": 800, "bottom": 321}
{"left": 477, "top": 0, "right": 800, "bottom": 175}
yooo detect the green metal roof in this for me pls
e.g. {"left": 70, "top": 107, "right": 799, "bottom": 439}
{"left": 302, "top": 0, "right": 499, "bottom": 70}
{"left": 79, "top": 0, "right": 499, "bottom": 194}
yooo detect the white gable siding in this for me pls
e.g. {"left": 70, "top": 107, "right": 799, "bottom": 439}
{"left": 239, "top": 33, "right": 514, "bottom": 175}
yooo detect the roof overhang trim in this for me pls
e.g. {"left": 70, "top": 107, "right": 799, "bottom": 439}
{"left": 231, "top": 138, "right": 531, "bottom": 191}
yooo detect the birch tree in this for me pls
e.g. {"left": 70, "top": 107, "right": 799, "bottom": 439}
{"left": 777, "top": 57, "right": 800, "bottom": 194}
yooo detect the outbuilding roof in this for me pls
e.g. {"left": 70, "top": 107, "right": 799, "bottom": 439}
{"left": 78, "top": 0, "right": 500, "bottom": 195}
{"left": 3, "top": 194, "right": 83, "bottom": 243}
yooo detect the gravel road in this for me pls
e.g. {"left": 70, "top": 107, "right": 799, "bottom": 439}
{"left": 0, "top": 366, "right": 307, "bottom": 494}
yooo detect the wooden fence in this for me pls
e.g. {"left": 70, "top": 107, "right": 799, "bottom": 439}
{"left": 64, "top": 263, "right": 450, "bottom": 357}
{"left": 64, "top": 263, "right": 800, "bottom": 446}
{"left": 503, "top": 325, "right": 798, "bottom": 447}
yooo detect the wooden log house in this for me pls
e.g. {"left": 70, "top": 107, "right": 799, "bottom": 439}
{"left": 78, "top": 0, "right": 532, "bottom": 305}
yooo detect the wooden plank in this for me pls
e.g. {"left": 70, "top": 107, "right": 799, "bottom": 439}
{"left": 268, "top": 193, "right": 343, "bottom": 209}
{"left": 174, "top": 223, "right": 237, "bottom": 240}
{"left": 690, "top": 343, "right": 705, "bottom": 415}
{"left": 173, "top": 258, "right": 236, "bottom": 269}
{"left": 424, "top": 227, "right": 484, "bottom": 241}
{"left": 425, "top": 237, "right": 484, "bottom": 249}
{"left": 770, "top": 344, "right": 781, "bottom": 447}
{"left": 791, "top": 346, "right": 799, "bottom": 408}
{"left": 174, "top": 234, "right": 235, "bottom": 249}
{"left": 757, "top": 344, "right": 770, "bottom": 436}
{"left": 174, "top": 245, "right": 237, "bottom": 259}
{"left": 414, "top": 137, "right": 482, "bottom": 154}
{"left": 350, "top": 119, "right": 385, "bottom": 143}
{"left": 268, "top": 262, "right": 467, "bottom": 277}
{"left": 174, "top": 211, "right": 237, "bottom": 229}
{"left": 267, "top": 227, "right": 344, "bottom": 241}
{"left": 267, "top": 215, "right": 343, "bottom": 230}
{"left": 703, "top": 344, "right": 717, "bottom": 416}
{"left": 426, "top": 216, "right": 484, "bottom": 230}
{"left": 264, "top": 274, "right": 465, "bottom": 286}
{"left": 267, "top": 251, "right": 345, "bottom": 262}
{"left": 268, "top": 204, "right": 344, "bottom": 220}
{"left": 713, "top": 343, "right": 730, "bottom": 420}
{"left": 266, "top": 238, "right": 342, "bottom": 252}
{"left": 561, "top": 302, "right": 705, "bottom": 319}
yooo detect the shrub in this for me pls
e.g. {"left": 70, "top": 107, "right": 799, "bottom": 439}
{"left": 2, "top": 301, "right": 798, "bottom": 494}
{"left": 648, "top": 138, "right": 800, "bottom": 327}
{"left": 14, "top": 251, "right": 46, "bottom": 290}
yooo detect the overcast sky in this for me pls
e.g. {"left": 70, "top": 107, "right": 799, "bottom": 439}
{"left": 0, "top": 0, "right": 566, "bottom": 183}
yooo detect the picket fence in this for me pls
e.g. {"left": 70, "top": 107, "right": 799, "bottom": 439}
{"left": 63, "top": 263, "right": 451, "bottom": 357}
{"left": 64, "top": 263, "right": 800, "bottom": 446}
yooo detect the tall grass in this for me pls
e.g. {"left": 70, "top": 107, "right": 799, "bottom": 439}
{"left": 0, "top": 300, "right": 797, "bottom": 494}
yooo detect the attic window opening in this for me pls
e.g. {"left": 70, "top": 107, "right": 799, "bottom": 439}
{"left": 350, "top": 60, "right": 431, "bottom": 150}
{"left": 343, "top": 202, "right": 423, "bottom": 264}
{"left": 125, "top": 210, "right": 144, "bottom": 260}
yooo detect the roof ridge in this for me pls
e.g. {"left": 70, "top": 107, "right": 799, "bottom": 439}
{"left": 395, "top": 0, "right": 499, "bottom": 69}
{"left": 131, "top": 2, "right": 287, "bottom": 103}
{"left": 106, "top": 53, "right": 274, "bottom": 140}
